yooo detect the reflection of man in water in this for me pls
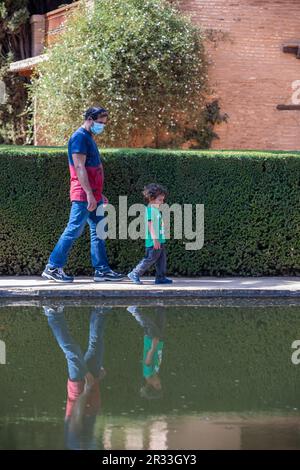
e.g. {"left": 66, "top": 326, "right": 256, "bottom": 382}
{"left": 42, "top": 305, "right": 108, "bottom": 449}
{"left": 127, "top": 306, "right": 165, "bottom": 399}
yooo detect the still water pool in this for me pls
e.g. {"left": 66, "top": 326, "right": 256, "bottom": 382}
{"left": 1, "top": 299, "right": 300, "bottom": 450}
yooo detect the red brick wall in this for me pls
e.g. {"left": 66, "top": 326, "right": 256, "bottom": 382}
{"left": 177, "top": 0, "right": 300, "bottom": 150}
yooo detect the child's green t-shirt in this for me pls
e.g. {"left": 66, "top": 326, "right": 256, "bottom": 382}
{"left": 145, "top": 206, "right": 166, "bottom": 248}
{"left": 143, "top": 335, "right": 164, "bottom": 378}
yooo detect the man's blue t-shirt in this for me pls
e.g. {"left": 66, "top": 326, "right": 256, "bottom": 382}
{"left": 68, "top": 127, "right": 104, "bottom": 202}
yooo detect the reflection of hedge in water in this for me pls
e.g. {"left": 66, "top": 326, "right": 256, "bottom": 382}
{"left": 1, "top": 306, "right": 300, "bottom": 419}
{"left": 0, "top": 147, "right": 300, "bottom": 276}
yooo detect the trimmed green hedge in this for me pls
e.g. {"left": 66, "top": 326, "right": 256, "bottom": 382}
{"left": 0, "top": 146, "right": 300, "bottom": 276}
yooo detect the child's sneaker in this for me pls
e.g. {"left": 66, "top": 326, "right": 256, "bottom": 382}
{"left": 155, "top": 277, "right": 173, "bottom": 284}
{"left": 128, "top": 271, "right": 143, "bottom": 285}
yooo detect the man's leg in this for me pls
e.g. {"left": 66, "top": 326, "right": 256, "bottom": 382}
{"left": 84, "top": 307, "right": 106, "bottom": 379}
{"left": 48, "top": 202, "right": 89, "bottom": 268}
{"left": 88, "top": 202, "right": 125, "bottom": 281}
{"left": 43, "top": 306, "right": 88, "bottom": 381}
{"left": 87, "top": 204, "right": 110, "bottom": 272}
{"left": 42, "top": 202, "right": 90, "bottom": 282}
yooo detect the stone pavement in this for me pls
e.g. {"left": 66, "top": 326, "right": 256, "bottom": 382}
{"left": 0, "top": 276, "right": 299, "bottom": 299}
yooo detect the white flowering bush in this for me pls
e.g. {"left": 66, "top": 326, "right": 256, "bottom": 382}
{"left": 30, "top": 0, "right": 207, "bottom": 147}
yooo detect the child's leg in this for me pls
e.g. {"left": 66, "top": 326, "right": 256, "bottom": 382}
{"left": 133, "top": 247, "right": 162, "bottom": 277}
{"left": 155, "top": 244, "right": 167, "bottom": 280}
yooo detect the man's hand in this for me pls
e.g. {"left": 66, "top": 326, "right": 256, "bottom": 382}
{"left": 153, "top": 240, "right": 161, "bottom": 250}
{"left": 84, "top": 372, "right": 95, "bottom": 393}
{"left": 102, "top": 194, "right": 109, "bottom": 207}
{"left": 87, "top": 191, "right": 97, "bottom": 212}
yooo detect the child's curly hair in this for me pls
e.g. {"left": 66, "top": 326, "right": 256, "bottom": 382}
{"left": 142, "top": 183, "right": 168, "bottom": 203}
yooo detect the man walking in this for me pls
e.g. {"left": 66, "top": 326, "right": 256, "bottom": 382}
{"left": 42, "top": 106, "right": 124, "bottom": 283}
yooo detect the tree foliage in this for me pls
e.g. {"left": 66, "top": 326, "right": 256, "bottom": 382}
{"left": 0, "top": 1, "right": 74, "bottom": 144}
{"left": 30, "top": 0, "right": 208, "bottom": 147}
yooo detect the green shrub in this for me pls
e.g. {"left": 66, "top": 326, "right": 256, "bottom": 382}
{"left": 0, "top": 146, "right": 300, "bottom": 276}
{"left": 29, "top": 0, "right": 208, "bottom": 147}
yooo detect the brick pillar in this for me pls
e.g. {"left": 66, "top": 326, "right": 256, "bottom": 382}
{"left": 30, "top": 14, "right": 45, "bottom": 57}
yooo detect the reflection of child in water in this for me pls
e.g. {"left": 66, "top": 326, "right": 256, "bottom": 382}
{"left": 127, "top": 306, "right": 165, "bottom": 399}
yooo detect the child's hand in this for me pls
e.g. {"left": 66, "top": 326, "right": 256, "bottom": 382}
{"left": 145, "top": 350, "right": 153, "bottom": 365}
{"left": 153, "top": 240, "right": 161, "bottom": 250}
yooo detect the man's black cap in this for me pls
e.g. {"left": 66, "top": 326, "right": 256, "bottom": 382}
{"left": 84, "top": 106, "right": 108, "bottom": 120}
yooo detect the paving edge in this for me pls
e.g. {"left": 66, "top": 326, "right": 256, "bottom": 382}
{"left": 1, "top": 288, "right": 300, "bottom": 299}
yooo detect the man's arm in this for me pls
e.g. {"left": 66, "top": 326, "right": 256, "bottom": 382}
{"left": 73, "top": 153, "right": 97, "bottom": 211}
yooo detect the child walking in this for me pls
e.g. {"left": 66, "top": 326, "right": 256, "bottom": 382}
{"left": 127, "top": 183, "right": 173, "bottom": 285}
